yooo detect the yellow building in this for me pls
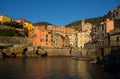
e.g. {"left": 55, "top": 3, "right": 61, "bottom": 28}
{"left": 66, "top": 28, "right": 75, "bottom": 34}
{"left": 23, "top": 20, "right": 33, "bottom": 31}
{"left": 16, "top": 19, "right": 33, "bottom": 31}
{"left": 78, "top": 31, "right": 91, "bottom": 49}
{"left": 22, "top": 20, "right": 33, "bottom": 37}
{"left": 16, "top": 19, "right": 33, "bottom": 37}
{"left": 0, "top": 15, "right": 14, "bottom": 24}
{"left": 65, "top": 28, "right": 77, "bottom": 47}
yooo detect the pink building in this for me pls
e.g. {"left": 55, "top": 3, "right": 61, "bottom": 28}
{"left": 33, "top": 25, "right": 54, "bottom": 47}
{"left": 33, "top": 25, "right": 69, "bottom": 48}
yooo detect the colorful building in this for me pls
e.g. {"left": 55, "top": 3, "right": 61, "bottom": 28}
{"left": 65, "top": 28, "right": 76, "bottom": 47}
{"left": 78, "top": 31, "right": 91, "bottom": 49}
{"left": 47, "top": 25, "right": 66, "bottom": 33}
{"left": 16, "top": 18, "right": 33, "bottom": 37}
{"left": 110, "top": 20, "right": 120, "bottom": 47}
{"left": 17, "top": 18, "right": 33, "bottom": 31}
{"left": 0, "top": 15, "right": 14, "bottom": 24}
{"left": 33, "top": 25, "right": 54, "bottom": 48}
{"left": 77, "top": 20, "right": 92, "bottom": 49}
{"left": 54, "top": 32, "right": 69, "bottom": 48}
{"left": 91, "top": 19, "right": 119, "bottom": 48}
{"left": 33, "top": 25, "right": 69, "bottom": 48}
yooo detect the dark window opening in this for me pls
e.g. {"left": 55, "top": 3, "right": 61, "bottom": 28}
{"left": 46, "top": 39, "right": 48, "bottom": 42}
{"left": 113, "top": 14, "right": 115, "bottom": 18}
{"left": 116, "top": 11, "right": 118, "bottom": 16}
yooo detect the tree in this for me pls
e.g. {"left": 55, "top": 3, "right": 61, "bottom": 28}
{"left": 3, "top": 21, "right": 23, "bottom": 28}
{"left": 0, "top": 28, "right": 23, "bottom": 37}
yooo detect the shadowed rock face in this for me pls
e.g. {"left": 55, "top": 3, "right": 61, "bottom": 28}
{"left": 101, "top": 48, "right": 120, "bottom": 72}
{"left": 0, "top": 37, "right": 28, "bottom": 45}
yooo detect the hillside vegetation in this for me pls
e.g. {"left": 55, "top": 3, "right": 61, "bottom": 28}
{"left": 34, "top": 22, "right": 53, "bottom": 26}
{"left": 66, "top": 16, "right": 103, "bottom": 27}
{"left": 0, "top": 28, "right": 23, "bottom": 37}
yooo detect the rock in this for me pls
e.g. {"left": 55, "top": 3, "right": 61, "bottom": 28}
{"left": 102, "top": 48, "right": 120, "bottom": 72}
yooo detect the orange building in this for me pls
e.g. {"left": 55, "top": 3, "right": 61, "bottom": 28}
{"left": 95, "top": 19, "right": 116, "bottom": 47}
{"left": 33, "top": 25, "right": 54, "bottom": 48}
{"left": 33, "top": 25, "right": 69, "bottom": 48}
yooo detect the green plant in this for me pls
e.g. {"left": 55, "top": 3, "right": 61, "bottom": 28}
{"left": 0, "top": 28, "right": 23, "bottom": 37}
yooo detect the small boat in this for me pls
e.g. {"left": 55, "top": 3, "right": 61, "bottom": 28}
{"left": 90, "top": 59, "right": 97, "bottom": 64}
{"left": 72, "top": 56, "right": 92, "bottom": 61}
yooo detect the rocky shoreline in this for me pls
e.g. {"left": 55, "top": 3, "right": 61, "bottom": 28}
{"left": 0, "top": 45, "right": 73, "bottom": 59}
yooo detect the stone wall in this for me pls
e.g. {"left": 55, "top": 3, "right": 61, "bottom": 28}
{"left": 0, "top": 37, "right": 28, "bottom": 45}
{"left": 44, "top": 48, "right": 71, "bottom": 56}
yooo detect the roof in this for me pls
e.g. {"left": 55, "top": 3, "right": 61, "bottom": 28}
{"left": 0, "top": 14, "right": 14, "bottom": 20}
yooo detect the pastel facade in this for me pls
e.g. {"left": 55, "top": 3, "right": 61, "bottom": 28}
{"left": 110, "top": 20, "right": 120, "bottom": 46}
{"left": 33, "top": 25, "right": 69, "bottom": 48}
{"left": 81, "top": 20, "right": 92, "bottom": 31}
{"left": 78, "top": 20, "right": 92, "bottom": 49}
{"left": 99, "top": 19, "right": 114, "bottom": 47}
{"left": 16, "top": 19, "right": 33, "bottom": 37}
{"left": 47, "top": 25, "right": 66, "bottom": 33}
{"left": 0, "top": 15, "right": 14, "bottom": 24}
{"left": 19, "top": 19, "right": 33, "bottom": 31}
{"left": 65, "top": 28, "right": 76, "bottom": 47}
{"left": 33, "top": 26, "right": 54, "bottom": 47}
{"left": 91, "top": 19, "right": 117, "bottom": 48}
{"left": 54, "top": 32, "right": 69, "bottom": 48}
{"left": 78, "top": 31, "right": 91, "bottom": 49}
{"left": 54, "top": 34, "right": 62, "bottom": 48}
{"left": 46, "top": 25, "right": 68, "bottom": 48}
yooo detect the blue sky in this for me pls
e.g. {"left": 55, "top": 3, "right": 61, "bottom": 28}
{"left": 1, "top": 0, "right": 120, "bottom": 26}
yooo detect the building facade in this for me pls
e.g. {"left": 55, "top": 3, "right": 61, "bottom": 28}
{"left": 78, "top": 20, "right": 92, "bottom": 49}
{"left": 104, "top": 5, "right": 120, "bottom": 20}
{"left": 33, "top": 25, "right": 69, "bottom": 48}
{"left": 65, "top": 28, "right": 76, "bottom": 47}
{"left": 0, "top": 15, "right": 14, "bottom": 24}
{"left": 78, "top": 31, "right": 91, "bottom": 49}
{"left": 33, "top": 26, "right": 54, "bottom": 48}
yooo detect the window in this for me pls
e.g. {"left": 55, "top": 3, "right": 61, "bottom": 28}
{"left": 81, "top": 46, "right": 82, "bottom": 49}
{"left": 94, "top": 28, "right": 96, "bottom": 32}
{"left": 116, "top": 11, "right": 118, "bottom": 16}
{"left": 102, "top": 33, "right": 105, "bottom": 38}
{"left": 116, "top": 37, "right": 119, "bottom": 42}
{"left": 24, "top": 24, "right": 26, "bottom": 26}
{"left": 40, "top": 39, "right": 42, "bottom": 41}
{"left": 76, "top": 34, "right": 77, "bottom": 36}
{"left": 46, "top": 39, "right": 48, "bottom": 42}
{"left": 46, "top": 34, "right": 48, "bottom": 37}
{"left": 113, "top": 14, "right": 115, "bottom": 18}
{"left": 102, "top": 25, "right": 105, "bottom": 31}
{"left": 51, "top": 35, "right": 53, "bottom": 38}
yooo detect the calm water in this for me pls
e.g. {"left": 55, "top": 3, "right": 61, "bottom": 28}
{"left": 0, "top": 57, "right": 113, "bottom": 79}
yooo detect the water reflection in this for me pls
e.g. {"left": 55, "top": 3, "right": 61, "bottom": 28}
{"left": 0, "top": 57, "right": 112, "bottom": 79}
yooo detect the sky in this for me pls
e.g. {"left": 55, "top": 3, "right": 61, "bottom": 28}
{"left": 0, "top": 0, "right": 120, "bottom": 26}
